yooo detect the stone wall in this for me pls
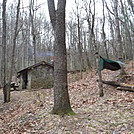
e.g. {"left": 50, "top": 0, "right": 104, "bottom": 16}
{"left": 31, "top": 66, "right": 54, "bottom": 89}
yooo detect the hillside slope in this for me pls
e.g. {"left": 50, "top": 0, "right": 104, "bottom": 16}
{"left": 0, "top": 61, "right": 134, "bottom": 134}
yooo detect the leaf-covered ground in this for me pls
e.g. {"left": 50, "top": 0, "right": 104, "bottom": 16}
{"left": 0, "top": 61, "right": 134, "bottom": 134}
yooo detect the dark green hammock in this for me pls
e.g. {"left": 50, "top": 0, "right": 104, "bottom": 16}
{"left": 100, "top": 57, "right": 121, "bottom": 71}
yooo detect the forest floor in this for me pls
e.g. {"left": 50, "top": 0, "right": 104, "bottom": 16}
{"left": 0, "top": 61, "right": 134, "bottom": 134}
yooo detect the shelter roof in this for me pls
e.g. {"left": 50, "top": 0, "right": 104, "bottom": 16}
{"left": 17, "top": 61, "right": 54, "bottom": 74}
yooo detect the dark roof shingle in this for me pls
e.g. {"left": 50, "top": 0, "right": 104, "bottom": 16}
{"left": 17, "top": 61, "right": 54, "bottom": 74}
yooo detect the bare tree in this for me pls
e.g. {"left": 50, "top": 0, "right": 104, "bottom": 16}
{"left": 107, "top": 12, "right": 118, "bottom": 58}
{"left": 47, "top": 0, "right": 74, "bottom": 115}
{"left": 113, "top": 0, "right": 126, "bottom": 75}
{"left": 75, "top": 0, "right": 84, "bottom": 79}
{"left": 9, "top": 0, "right": 21, "bottom": 88}
{"left": 29, "top": 0, "right": 37, "bottom": 64}
{"left": 101, "top": 0, "right": 109, "bottom": 59}
{"left": 120, "top": 0, "right": 133, "bottom": 60}
{"left": 83, "top": 0, "right": 97, "bottom": 67}
{"left": 83, "top": 30, "right": 92, "bottom": 70}
{"left": 0, "top": 3, "right": 2, "bottom": 87}
{"left": 2, "top": 0, "right": 9, "bottom": 102}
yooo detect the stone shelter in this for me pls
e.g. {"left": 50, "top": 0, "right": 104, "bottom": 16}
{"left": 17, "top": 61, "right": 54, "bottom": 90}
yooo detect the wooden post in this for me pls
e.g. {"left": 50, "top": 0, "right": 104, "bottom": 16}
{"left": 119, "top": 57, "right": 126, "bottom": 75}
{"left": 19, "top": 74, "right": 23, "bottom": 90}
{"left": 97, "top": 55, "right": 104, "bottom": 97}
{"left": 27, "top": 71, "right": 31, "bottom": 89}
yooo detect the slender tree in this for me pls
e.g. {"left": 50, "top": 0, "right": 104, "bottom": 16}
{"left": 9, "top": 0, "right": 21, "bottom": 89}
{"left": 75, "top": 0, "right": 84, "bottom": 78}
{"left": 29, "top": 0, "right": 37, "bottom": 64}
{"left": 120, "top": 0, "right": 133, "bottom": 60}
{"left": 2, "top": 0, "right": 9, "bottom": 102}
{"left": 101, "top": 0, "right": 109, "bottom": 59}
{"left": 0, "top": 3, "right": 2, "bottom": 87}
{"left": 114, "top": 0, "right": 126, "bottom": 75}
{"left": 47, "top": 0, "right": 74, "bottom": 115}
{"left": 83, "top": 0, "right": 97, "bottom": 67}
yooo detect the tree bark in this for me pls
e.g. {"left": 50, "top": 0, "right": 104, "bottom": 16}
{"left": 107, "top": 12, "right": 118, "bottom": 58}
{"left": 29, "top": 0, "right": 37, "bottom": 64}
{"left": 114, "top": 0, "right": 126, "bottom": 75}
{"left": 120, "top": 0, "right": 133, "bottom": 60}
{"left": 2, "top": 0, "right": 10, "bottom": 103}
{"left": 47, "top": 0, "right": 56, "bottom": 31}
{"left": 0, "top": 4, "right": 2, "bottom": 87}
{"left": 85, "top": 0, "right": 96, "bottom": 67}
{"left": 75, "top": 1, "right": 84, "bottom": 79}
{"left": 47, "top": 0, "right": 74, "bottom": 115}
{"left": 9, "top": 0, "right": 21, "bottom": 90}
{"left": 102, "top": 0, "right": 109, "bottom": 59}
{"left": 97, "top": 55, "right": 104, "bottom": 97}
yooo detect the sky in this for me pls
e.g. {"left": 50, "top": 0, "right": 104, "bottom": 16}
{"left": 2, "top": 0, "right": 113, "bottom": 44}
{"left": 5, "top": 0, "right": 106, "bottom": 37}
{"left": 5, "top": 0, "right": 74, "bottom": 19}
{"left": 6, "top": 0, "right": 103, "bottom": 20}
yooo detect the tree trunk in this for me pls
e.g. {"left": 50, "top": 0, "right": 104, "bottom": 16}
{"left": 2, "top": 0, "right": 10, "bottom": 103}
{"left": 85, "top": 0, "right": 97, "bottom": 67}
{"left": 102, "top": 0, "right": 109, "bottom": 59}
{"left": 9, "top": 0, "right": 21, "bottom": 92}
{"left": 120, "top": 0, "right": 133, "bottom": 60}
{"left": 108, "top": 13, "right": 118, "bottom": 58}
{"left": 47, "top": 0, "right": 74, "bottom": 115}
{"left": 0, "top": 10, "right": 2, "bottom": 87}
{"left": 83, "top": 31, "right": 92, "bottom": 69}
{"left": 114, "top": 0, "right": 126, "bottom": 75}
{"left": 97, "top": 55, "right": 104, "bottom": 97}
{"left": 29, "top": 0, "right": 37, "bottom": 64}
{"left": 75, "top": 1, "right": 84, "bottom": 79}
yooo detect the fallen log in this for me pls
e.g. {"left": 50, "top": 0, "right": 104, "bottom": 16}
{"left": 116, "top": 87, "right": 134, "bottom": 92}
{"left": 102, "top": 80, "right": 134, "bottom": 92}
{"left": 102, "top": 81, "right": 120, "bottom": 87}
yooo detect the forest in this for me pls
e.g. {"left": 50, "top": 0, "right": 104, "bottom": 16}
{"left": 0, "top": 0, "right": 134, "bottom": 133}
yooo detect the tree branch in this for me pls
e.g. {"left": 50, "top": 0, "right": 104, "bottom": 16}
{"left": 47, "top": 0, "right": 56, "bottom": 30}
